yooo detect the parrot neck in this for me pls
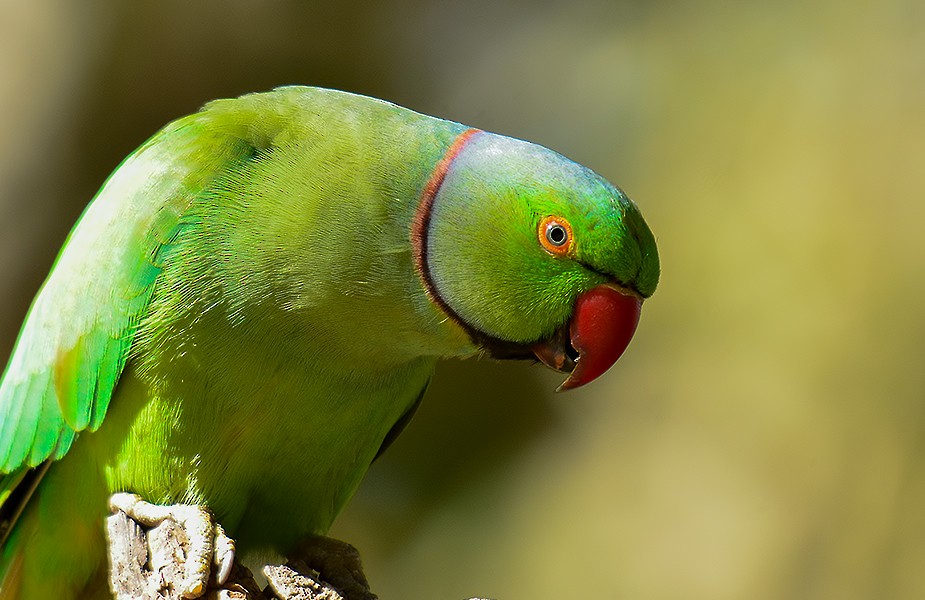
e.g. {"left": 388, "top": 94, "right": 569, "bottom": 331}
{"left": 411, "top": 127, "right": 482, "bottom": 315}
{"left": 407, "top": 128, "right": 542, "bottom": 363}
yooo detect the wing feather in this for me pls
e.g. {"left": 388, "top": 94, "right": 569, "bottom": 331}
{"left": 0, "top": 114, "right": 257, "bottom": 473}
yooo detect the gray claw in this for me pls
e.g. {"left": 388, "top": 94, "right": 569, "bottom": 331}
{"left": 214, "top": 522, "right": 236, "bottom": 585}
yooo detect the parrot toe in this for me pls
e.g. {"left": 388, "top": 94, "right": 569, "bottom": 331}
{"left": 213, "top": 522, "right": 235, "bottom": 585}
{"left": 108, "top": 492, "right": 236, "bottom": 598}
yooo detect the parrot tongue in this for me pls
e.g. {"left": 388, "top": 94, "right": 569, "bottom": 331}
{"left": 532, "top": 284, "right": 642, "bottom": 392}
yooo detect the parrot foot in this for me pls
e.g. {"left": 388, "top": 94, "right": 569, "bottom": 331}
{"left": 280, "top": 535, "right": 377, "bottom": 600}
{"left": 109, "top": 492, "right": 236, "bottom": 598}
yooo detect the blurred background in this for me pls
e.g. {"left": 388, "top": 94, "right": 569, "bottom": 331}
{"left": 2, "top": 0, "right": 923, "bottom": 598}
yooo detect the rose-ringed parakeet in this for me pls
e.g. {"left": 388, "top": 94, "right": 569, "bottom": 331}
{"left": 0, "top": 87, "right": 658, "bottom": 598}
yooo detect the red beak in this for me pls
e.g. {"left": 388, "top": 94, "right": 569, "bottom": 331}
{"left": 532, "top": 284, "right": 642, "bottom": 392}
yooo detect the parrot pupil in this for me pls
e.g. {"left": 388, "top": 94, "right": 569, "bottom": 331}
{"left": 547, "top": 224, "right": 568, "bottom": 246}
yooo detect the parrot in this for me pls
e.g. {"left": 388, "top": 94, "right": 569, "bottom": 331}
{"left": 0, "top": 86, "right": 659, "bottom": 599}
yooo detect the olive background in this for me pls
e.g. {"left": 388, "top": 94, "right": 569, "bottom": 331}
{"left": 2, "top": 1, "right": 923, "bottom": 598}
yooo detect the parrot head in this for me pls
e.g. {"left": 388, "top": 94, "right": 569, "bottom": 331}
{"left": 414, "top": 130, "right": 659, "bottom": 391}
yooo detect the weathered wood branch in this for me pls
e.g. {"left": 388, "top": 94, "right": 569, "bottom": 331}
{"left": 106, "top": 508, "right": 375, "bottom": 600}
{"left": 107, "top": 499, "right": 496, "bottom": 600}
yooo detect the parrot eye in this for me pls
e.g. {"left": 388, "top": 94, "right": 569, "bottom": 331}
{"left": 547, "top": 224, "right": 568, "bottom": 246}
{"left": 538, "top": 216, "right": 573, "bottom": 256}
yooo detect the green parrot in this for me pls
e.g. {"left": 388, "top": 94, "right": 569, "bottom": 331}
{"left": 0, "top": 86, "right": 658, "bottom": 598}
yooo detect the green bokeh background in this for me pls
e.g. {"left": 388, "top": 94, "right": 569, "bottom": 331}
{"left": 2, "top": 1, "right": 923, "bottom": 598}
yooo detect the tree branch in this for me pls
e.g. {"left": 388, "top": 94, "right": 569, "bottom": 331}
{"left": 107, "top": 497, "right": 497, "bottom": 600}
{"left": 106, "top": 507, "right": 374, "bottom": 600}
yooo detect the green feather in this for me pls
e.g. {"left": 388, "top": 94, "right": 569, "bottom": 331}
{"left": 0, "top": 87, "right": 658, "bottom": 598}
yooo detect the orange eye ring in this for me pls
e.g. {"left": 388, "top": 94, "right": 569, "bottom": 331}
{"left": 538, "top": 215, "right": 573, "bottom": 256}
